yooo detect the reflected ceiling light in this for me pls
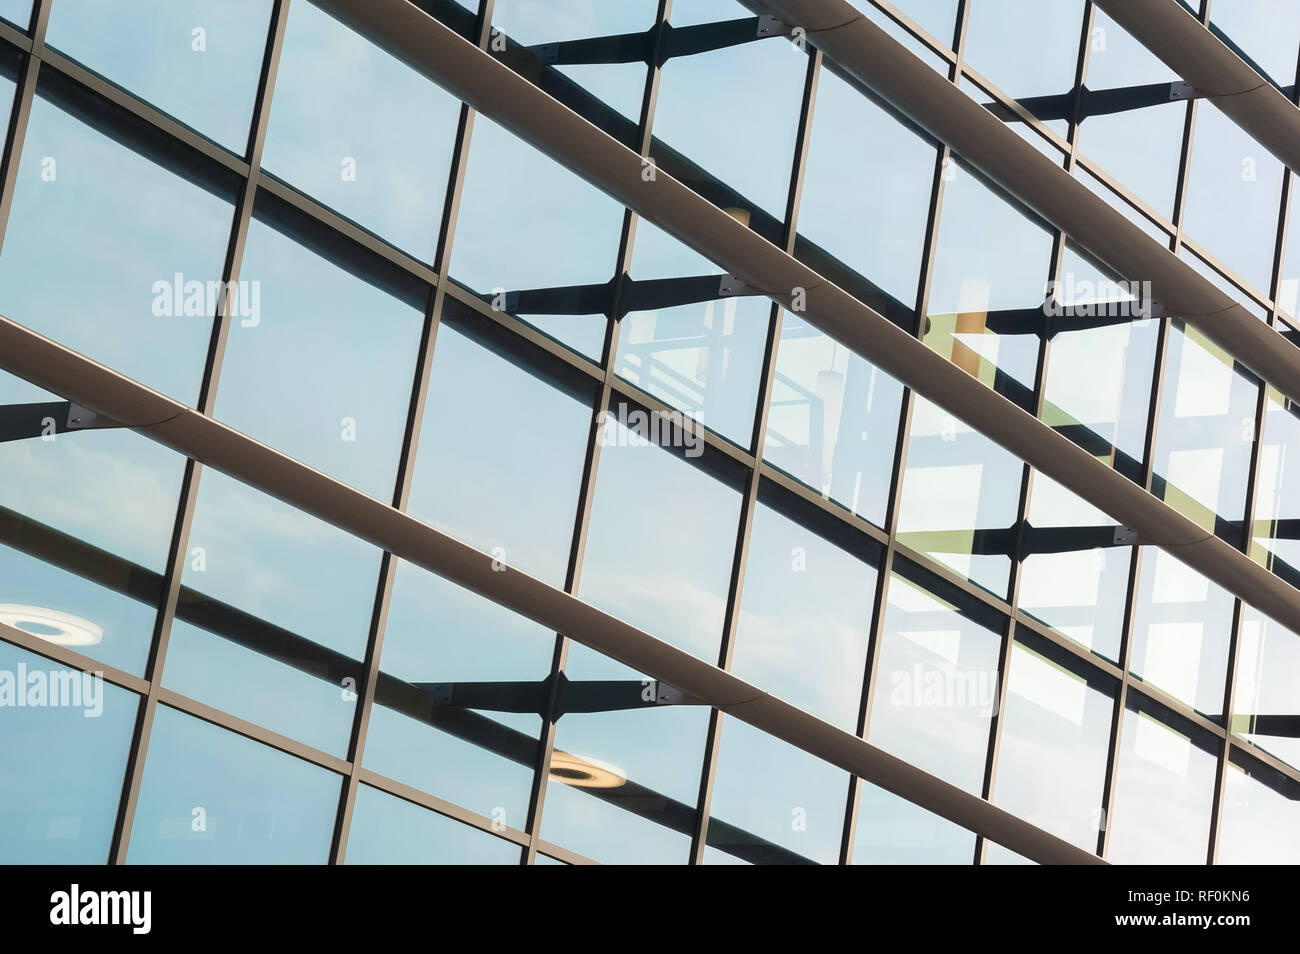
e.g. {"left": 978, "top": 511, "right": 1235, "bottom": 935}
{"left": 0, "top": 604, "right": 103, "bottom": 647}
{"left": 548, "top": 750, "right": 627, "bottom": 789}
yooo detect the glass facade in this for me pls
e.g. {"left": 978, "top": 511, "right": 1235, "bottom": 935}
{"left": 0, "top": 0, "right": 1298, "bottom": 869}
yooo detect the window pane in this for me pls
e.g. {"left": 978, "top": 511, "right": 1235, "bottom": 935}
{"left": 1107, "top": 695, "right": 1215, "bottom": 864}
{"left": 705, "top": 719, "right": 849, "bottom": 865}
{"left": 262, "top": 0, "right": 461, "bottom": 262}
{"left": 796, "top": 65, "right": 935, "bottom": 321}
{"left": 0, "top": 1, "right": 30, "bottom": 28}
{"left": 450, "top": 117, "right": 623, "bottom": 359}
{"left": 1128, "top": 548, "right": 1232, "bottom": 718}
{"left": 992, "top": 633, "right": 1113, "bottom": 852}
{"left": 344, "top": 785, "right": 521, "bottom": 864}
{"left": 1210, "top": 3, "right": 1300, "bottom": 90}
{"left": 879, "top": 0, "right": 958, "bottom": 45}
{"left": 730, "top": 484, "right": 880, "bottom": 731}
{"left": 1234, "top": 605, "right": 1300, "bottom": 774}
{"left": 866, "top": 561, "right": 1003, "bottom": 795}
{"left": 0, "top": 83, "right": 237, "bottom": 404}
{"left": 216, "top": 206, "right": 427, "bottom": 500}
{"left": 1253, "top": 389, "right": 1300, "bottom": 587}
{"left": 47, "top": 0, "right": 274, "bottom": 152}
{"left": 1217, "top": 753, "right": 1300, "bottom": 864}
{"left": 853, "top": 783, "right": 976, "bottom": 863}
{"left": 127, "top": 704, "right": 341, "bottom": 863}
{"left": 963, "top": 0, "right": 1085, "bottom": 104}
{"left": 0, "top": 640, "right": 137, "bottom": 863}
{"left": 897, "top": 397, "right": 1023, "bottom": 598}
{"left": 363, "top": 562, "right": 550, "bottom": 830}
{"left": 762, "top": 315, "right": 905, "bottom": 528}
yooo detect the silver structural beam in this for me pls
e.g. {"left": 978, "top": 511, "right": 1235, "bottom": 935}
{"left": 309, "top": 0, "right": 1300, "bottom": 638}
{"left": 740, "top": 0, "right": 1300, "bottom": 410}
{"left": 1093, "top": 0, "right": 1300, "bottom": 178}
{"left": 0, "top": 314, "right": 1101, "bottom": 866}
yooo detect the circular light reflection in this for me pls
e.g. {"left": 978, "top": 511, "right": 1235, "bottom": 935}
{"left": 0, "top": 604, "right": 103, "bottom": 647}
{"left": 548, "top": 751, "right": 627, "bottom": 789}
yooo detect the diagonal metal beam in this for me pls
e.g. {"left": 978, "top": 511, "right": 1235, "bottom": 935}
{"left": 0, "top": 313, "right": 1103, "bottom": 866}
{"left": 739, "top": 0, "right": 1300, "bottom": 411}
{"left": 1092, "top": 0, "right": 1300, "bottom": 177}
{"left": 304, "top": 0, "right": 1300, "bottom": 641}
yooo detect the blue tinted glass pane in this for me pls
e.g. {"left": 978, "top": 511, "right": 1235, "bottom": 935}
{"left": 0, "top": 89, "right": 235, "bottom": 404}
{"left": 262, "top": 0, "right": 461, "bottom": 261}
{"left": 654, "top": 0, "right": 806, "bottom": 218}
{"left": 345, "top": 785, "right": 521, "bottom": 864}
{"left": 0, "top": 0, "right": 29, "bottom": 28}
{"left": 406, "top": 304, "right": 592, "bottom": 587}
{"left": 0, "top": 640, "right": 136, "bottom": 862}
{"left": 47, "top": 0, "right": 273, "bottom": 152}
{"left": 216, "top": 213, "right": 425, "bottom": 500}
{"left": 963, "top": 0, "right": 1086, "bottom": 100}
{"left": 762, "top": 316, "right": 905, "bottom": 527}
{"left": 730, "top": 491, "right": 878, "bottom": 730}
{"left": 897, "top": 397, "right": 1022, "bottom": 597}
{"left": 127, "top": 704, "right": 340, "bottom": 863}
{"left": 1128, "top": 549, "right": 1232, "bottom": 718}
{"left": 705, "top": 719, "right": 849, "bottom": 865}
{"left": 877, "top": 0, "right": 958, "bottom": 45}
{"left": 992, "top": 637, "right": 1113, "bottom": 852}
{"left": 1077, "top": 10, "right": 1185, "bottom": 219}
{"left": 0, "top": 370, "right": 184, "bottom": 677}
{"left": 1210, "top": 3, "right": 1300, "bottom": 89}
{"left": 450, "top": 118, "right": 622, "bottom": 359}
{"left": 363, "top": 561, "right": 550, "bottom": 829}
{"left": 615, "top": 219, "right": 769, "bottom": 447}
{"left": 1182, "top": 103, "right": 1283, "bottom": 294}
{"left": 797, "top": 65, "right": 935, "bottom": 316}
{"left": 854, "top": 783, "right": 976, "bottom": 863}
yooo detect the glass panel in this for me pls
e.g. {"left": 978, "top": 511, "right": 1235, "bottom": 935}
{"left": 1017, "top": 473, "right": 1132, "bottom": 663}
{"left": 1279, "top": 184, "right": 1300, "bottom": 321}
{"left": 1151, "top": 321, "right": 1259, "bottom": 541}
{"left": 1253, "top": 388, "right": 1300, "bottom": 587}
{"left": 0, "top": 82, "right": 237, "bottom": 404}
{"left": 578, "top": 408, "right": 744, "bottom": 661}
{"left": 1217, "top": 753, "right": 1300, "bottom": 864}
{"left": 363, "top": 561, "right": 551, "bottom": 830}
{"left": 261, "top": 0, "right": 461, "bottom": 262}
{"left": 796, "top": 64, "right": 935, "bottom": 323}
{"left": 490, "top": 0, "right": 655, "bottom": 128}
{"left": 1178, "top": 244, "right": 1269, "bottom": 320}
{"left": 47, "top": 0, "right": 274, "bottom": 152}
{"left": 896, "top": 397, "right": 1023, "bottom": 598}
{"left": 450, "top": 117, "right": 623, "bottom": 359}
{"left": 1042, "top": 245, "right": 1159, "bottom": 481}
{"left": 923, "top": 160, "right": 1050, "bottom": 408}
{"left": 1106, "top": 694, "right": 1216, "bottom": 864}
{"left": 963, "top": 0, "right": 1085, "bottom": 106}
{"left": 761, "top": 315, "right": 905, "bottom": 528}
{"left": 163, "top": 470, "right": 380, "bottom": 755}
{"left": 0, "top": 1, "right": 31, "bottom": 29}
{"left": 853, "top": 783, "right": 976, "bottom": 863}
{"left": 857, "top": 2, "right": 952, "bottom": 68}
{"left": 653, "top": 0, "right": 806, "bottom": 219}
{"left": 730, "top": 483, "right": 881, "bottom": 731}
{"left": 1182, "top": 102, "right": 1284, "bottom": 295}
{"left": 614, "top": 219, "right": 770, "bottom": 447}
{"left": 1076, "top": 10, "right": 1185, "bottom": 220}
{"left": 0, "top": 640, "right": 137, "bottom": 863}
{"left": 539, "top": 642, "right": 709, "bottom": 864}
{"left": 1234, "top": 605, "right": 1300, "bottom": 774}
{"left": 992, "top": 632, "right": 1113, "bottom": 852}
{"left": 1210, "top": 3, "right": 1300, "bottom": 90}
{"left": 704, "top": 719, "right": 849, "bottom": 864}
{"left": 0, "top": 371, "right": 184, "bottom": 676}
{"left": 127, "top": 704, "right": 341, "bottom": 863}
{"left": 344, "top": 785, "right": 521, "bottom": 864}
{"left": 866, "top": 560, "right": 1003, "bottom": 795}
{"left": 879, "top": 0, "right": 959, "bottom": 46}
{"left": 216, "top": 206, "right": 427, "bottom": 500}
{"left": 406, "top": 298, "right": 594, "bottom": 587}
{"left": 1128, "top": 548, "right": 1232, "bottom": 718}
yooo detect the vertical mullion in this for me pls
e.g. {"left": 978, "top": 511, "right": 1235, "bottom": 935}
{"left": 521, "top": 0, "right": 672, "bottom": 865}
{"left": 330, "top": 0, "right": 497, "bottom": 865}
{"left": 689, "top": 45, "right": 821, "bottom": 866}
{"left": 0, "top": 0, "right": 48, "bottom": 254}
{"left": 106, "top": 0, "right": 291, "bottom": 866}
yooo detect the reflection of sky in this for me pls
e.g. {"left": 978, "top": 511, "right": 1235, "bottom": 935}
{"left": 262, "top": 0, "right": 460, "bottom": 263}
{"left": 128, "top": 704, "right": 340, "bottom": 863}
{"left": 46, "top": 0, "right": 273, "bottom": 152}
{"left": 0, "top": 638, "right": 137, "bottom": 863}
{"left": 731, "top": 498, "right": 876, "bottom": 730}
{"left": 345, "top": 784, "right": 520, "bottom": 863}
{"left": 0, "top": 0, "right": 30, "bottom": 29}
{"left": 963, "top": 0, "right": 1086, "bottom": 100}
{"left": 854, "top": 782, "right": 975, "bottom": 864}
{"left": 407, "top": 320, "right": 591, "bottom": 587}
{"left": 218, "top": 215, "right": 424, "bottom": 501}
{"left": 0, "top": 90, "right": 234, "bottom": 405}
